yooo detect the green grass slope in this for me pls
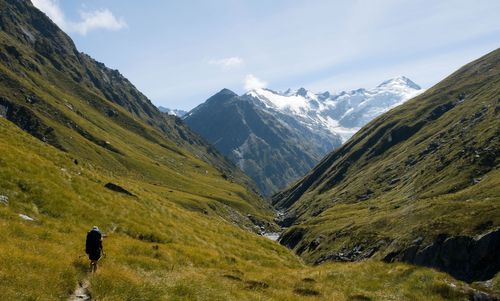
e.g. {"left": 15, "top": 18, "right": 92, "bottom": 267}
{"left": 0, "top": 0, "right": 498, "bottom": 299}
{"left": 0, "top": 117, "right": 495, "bottom": 301}
{"left": 273, "top": 49, "right": 500, "bottom": 280}
{"left": 0, "top": 0, "right": 265, "bottom": 226}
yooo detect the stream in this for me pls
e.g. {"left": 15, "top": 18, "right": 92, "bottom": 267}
{"left": 261, "top": 210, "right": 285, "bottom": 241}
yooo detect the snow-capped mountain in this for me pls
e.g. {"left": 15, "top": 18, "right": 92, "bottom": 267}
{"left": 245, "top": 76, "right": 422, "bottom": 142}
{"left": 185, "top": 77, "right": 422, "bottom": 196}
{"left": 158, "top": 106, "right": 188, "bottom": 117}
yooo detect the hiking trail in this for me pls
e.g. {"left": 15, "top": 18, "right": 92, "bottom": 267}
{"left": 68, "top": 279, "right": 91, "bottom": 301}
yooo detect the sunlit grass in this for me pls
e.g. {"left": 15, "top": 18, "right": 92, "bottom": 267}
{"left": 0, "top": 108, "right": 481, "bottom": 301}
{"left": 0, "top": 30, "right": 497, "bottom": 299}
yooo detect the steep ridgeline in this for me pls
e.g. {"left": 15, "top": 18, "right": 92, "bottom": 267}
{"left": 0, "top": 0, "right": 268, "bottom": 227}
{"left": 273, "top": 49, "right": 500, "bottom": 282}
{"left": 185, "top": 79, "right": 421, "bottom": 196}
{"left": 185, "top": 89, "right": 339, "bottom": 196}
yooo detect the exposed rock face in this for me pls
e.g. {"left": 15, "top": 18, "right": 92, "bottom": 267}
{"left": 314, "top": 244, "right": 380, "bottom": 264}
{"left": 185, "top": 89, "right": 338, "bottom": 196}
{"left": 384, "top": 229, "right": 500, "bottom": 283}
{"left": 0, "top": 97, "right": 63, "bottom": 150}
{"left": 279, "top": 227, "right": 303, "bottom": 248}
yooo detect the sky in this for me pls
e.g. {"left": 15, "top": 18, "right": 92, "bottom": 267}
{"left": 32, "top": 0, "right": 500, "bottom": 111}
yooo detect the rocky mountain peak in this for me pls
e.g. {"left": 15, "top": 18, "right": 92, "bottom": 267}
{"left": 296, "top": 87, "right": 308, "bottom": 96}
{"left": 377, "top": 76, "right": 421, "bottom": 90}
{"left": 206, "top": 88, "right": 238, "bottom": 103}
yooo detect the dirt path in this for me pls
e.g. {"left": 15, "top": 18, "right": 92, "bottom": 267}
{"left": 68, "top": 279, "right": 91, "bottom": 301}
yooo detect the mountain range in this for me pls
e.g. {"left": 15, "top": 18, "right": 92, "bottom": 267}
{"left": 1, "top": 0, "right": 498, "bottom": 299}
{"left": 184, "top": 78, "right": 422, "bottom": 195}
{"left": 273, "top": 48, "right": 500, "bottom": 282}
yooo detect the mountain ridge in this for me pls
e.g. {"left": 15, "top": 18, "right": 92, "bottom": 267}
{"left": 185, "top": 78, "right": 421, "bottom": 195}
{"left": 0, "top": 0, "right": 266, "bottom": 223}
{"left": 0, "top": 1, "right": 499, "bottom": 299}
{"left": 272, "top": 48, "right": 500, "bottom": 282}
{"left": 185, "top": 88, "right": 340, "bottom": 196}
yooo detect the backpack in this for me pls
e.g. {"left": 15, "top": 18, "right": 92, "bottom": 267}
{"left": 85, "top": 229, "right": 102, "bottom": 254}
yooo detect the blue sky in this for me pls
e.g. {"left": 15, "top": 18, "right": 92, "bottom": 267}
{"left": 32, "top": 0, "right": 500, "bottom": 110}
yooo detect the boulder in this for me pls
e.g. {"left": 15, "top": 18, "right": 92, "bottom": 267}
{"left": 0, "top": 195, "right": 8, "bottom": 205}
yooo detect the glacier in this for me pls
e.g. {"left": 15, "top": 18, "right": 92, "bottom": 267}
{"left": 244, "top": 76, "right": 423, "bottom": 143}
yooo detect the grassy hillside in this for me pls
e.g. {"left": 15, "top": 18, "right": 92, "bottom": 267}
{"left": 1, "top": 116, "right": 495, "bottom": 300}
{"left": 0, "top": 0, "right": 265, "bottom": 226}
{"left": 273, "top": 49, "right": 500, "bottom": 280}
{"left": 0, "top": 0, "right": 498, "bottom": 299}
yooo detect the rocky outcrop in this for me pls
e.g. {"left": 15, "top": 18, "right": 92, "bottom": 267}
{"left": 0, "top": 195, "right": 9, "bottom": 205}
{"left": 0, "top": 97, "right": 63, "bottom": 150}
{"left": 279, "top": 227, "right": 306, "bottom": 250}
{"left": 314, "top": 244, "right": 380, "bottom": 264}
{"left": 383, "top": 229, "right": 500, "bottom": 282}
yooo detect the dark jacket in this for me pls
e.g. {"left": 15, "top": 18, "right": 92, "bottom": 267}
{"left": 85, "top": 229, "right": 103, "bottom": 259}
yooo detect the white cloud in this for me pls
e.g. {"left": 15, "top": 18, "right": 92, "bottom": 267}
{"left": 31, "top": 0, "right": 127, "bottom": 35}
{"left": 31, "top": 0, "right": 65, "bottom": 26}
{"left": 244, "top": 74, "right": 267, "bottom": 91}
{"left": 208, "top": 57, "right": 244, "bottom": 69}
{"left": 73, "top": 9, "right": 127, "bottom": 35}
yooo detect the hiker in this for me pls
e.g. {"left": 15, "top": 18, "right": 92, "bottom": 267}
{"left": 85, "top": 226, "right": 104, "bottom": 273}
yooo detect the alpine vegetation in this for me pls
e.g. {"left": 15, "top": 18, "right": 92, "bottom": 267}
{"left": 0, "top": 0, "right": 499, "bottom": 300}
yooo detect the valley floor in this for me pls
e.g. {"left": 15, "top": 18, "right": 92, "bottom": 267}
{"left": 0, "top": 118, "right": 498, "bottom": 301}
